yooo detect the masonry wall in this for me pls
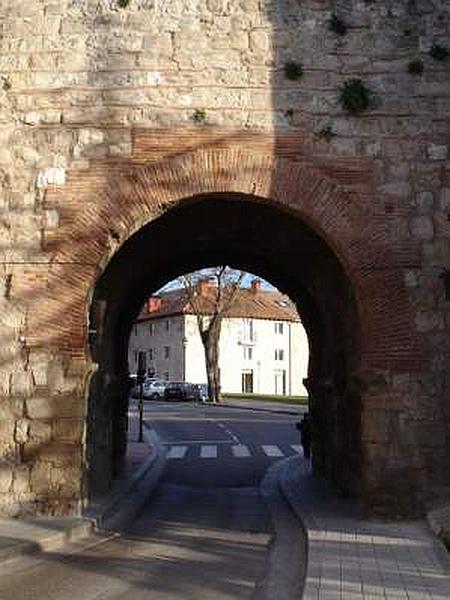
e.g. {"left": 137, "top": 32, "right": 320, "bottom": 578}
{"left": 0, "top": 0, "right": 448, "bottom": 515}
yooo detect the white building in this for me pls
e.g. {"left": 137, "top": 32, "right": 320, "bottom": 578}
{"left": 128, "top": 280, "right": 309, "bottom": 396}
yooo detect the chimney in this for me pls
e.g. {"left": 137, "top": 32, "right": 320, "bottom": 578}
{"left": 147, "top": 296, "right": 162, "bottom": 313}
{"left": 197, "top": 277, "right": 215, "bottom": 296}
{"left": 251, "top": 278, "right": 261, "bottom": 293}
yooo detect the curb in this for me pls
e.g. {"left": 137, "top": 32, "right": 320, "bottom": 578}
{"left": 196, "top": 400, "right": 306, "bottom": 417}
{"left": 87, "top": 425, "right": 165, "bottom": 529}
{"left": 94, "top": 425, "right": 167, "bottom": 531}
{"left": 0, "top": 518, "right": 93, "bottom": 562}
{"left": 257, "top": 458, "right": 308, "bottom": 600}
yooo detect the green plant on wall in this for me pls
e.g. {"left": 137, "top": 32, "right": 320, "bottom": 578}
{"left": 429, "top": 44, "right": 449, "bottom": 61}
{"left": 317, "top": 124, "right": 337, "bottom": 142}
{"left": 408, "top": 59, "right": 424, "bottom": 75}
{"left": 338, "top": 78, "right": 373, "bottom": 114}
{"left": 191, "top": 109, "right": 206, "bottom": 124}
{"left": 117, "top": 0, "right": 130, "bottom": 7}
{"left": 1, "top": 77, "right": 11, "bottom": 91}
{"left": 284, "top": 61, "right": 304, "bottom": 81}
{"left": 284, "top": 108, "right": 295, "bottom": 124}
{"left": 329, "top": 13, "right": 348, "bottom": 36}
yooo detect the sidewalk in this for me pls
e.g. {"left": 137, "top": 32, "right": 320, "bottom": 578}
{"left": 202, "top": 397, "right": 308, "bottom": 416}
{"left": 0, "top": 405, "right": 157, "bottom": 562}
{"left": 280, "top": 455, "right": 450, "bottom": 600}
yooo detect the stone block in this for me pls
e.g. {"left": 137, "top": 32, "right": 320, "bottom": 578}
{"left": 0, "top": 399, "right": 23, "bottom": 420}
{"left": 427, "top": 144, "right": 448, "bottom": 161}
{"left": 13, "top": 466, "right": 30, "bottom": 494}
{"left": 14, "top": 419, "right": 30, "bottom": 444}
{"left": 0, "top": 465, "right": 13, "bottom": 492}
{"left": 10, "top": 371, "right": 34, "bottom": 397}
{"left": 52, "top": 419, "right": 84, "bottom": 443}
{"left": 50, "top": 466, "right": 82, "bottom": 496}
{"left": 379, "top": 181, "right": 411, "bottom": 199}
{"left": 414, "top": 191, "right": 434, "bottom": 213}
{"left": 440, "top": 188, "right": 450, "bottom": 212}
{"left": 44, "top": 209, "right": 59, "bottom": 230}
{"left": 28, "top": 355, "right": 49, "bottom": 390}
{"left": 410, "top": 216, "right": 434, "bottom": 240}
{"left": 30, "top": 462, "right": 50, "bottom": 494}
{"left": 400, "top": 421, "right": 447, "bottom": 449}
{"left": 29, "top": 420, "right": 52, "bottom": 441}
{"left": 415, "top": 310, "right": 445, "bottom": 332}
{"left": 36, "top": 167, "right": 66, "bottom": 188}
{"left": 361, "top": 409, "right": 392, "bottom": 444}
{"left": 26, "top": 395, "right": 85, "bottom": 420}
{"left": 249, "top": 29, "right": 270, "bottom": 52}
{"left": 0, "top": 494, "right": 21, "bottom": 518}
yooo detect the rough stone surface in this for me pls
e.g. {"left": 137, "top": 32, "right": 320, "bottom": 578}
{"left": 0, "top": 0, "right": 448, "bottom": 517}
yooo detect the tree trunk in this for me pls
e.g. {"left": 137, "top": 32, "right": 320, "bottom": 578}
{"left": 202, "top": 319, "right": 222, "bottom": 403}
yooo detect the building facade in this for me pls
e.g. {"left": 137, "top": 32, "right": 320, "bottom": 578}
{"left": 128, "top": 283, "right": 309, "bottom": 397}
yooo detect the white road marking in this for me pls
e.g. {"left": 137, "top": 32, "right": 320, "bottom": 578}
{"left": 200, "top": 445, "right": 217, "bottom": 458}
{"left": 162, "top": 440, "right": 233, "bottom": 445}
{"left": 262, "top": 445, "right": 284, "bottom": 457}
{"left": 216, "top": 421, "right": 241, "bottom": 443}
{"left": 232, "top": 444, "right": 251, "bottom": 458}
{"left": 167, "top": 446, "right": 188, "bottom": 459}
{"left": 291, "top": 445, "right": 303, "bottom": 454}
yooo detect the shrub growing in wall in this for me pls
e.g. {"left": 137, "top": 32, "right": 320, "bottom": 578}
{"left": 338, "top": 79, "right": 373, "bottom": 114}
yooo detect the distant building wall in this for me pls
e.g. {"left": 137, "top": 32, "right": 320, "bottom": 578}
{"left": 129, "top": 311, "right": 309, "bottom": 396}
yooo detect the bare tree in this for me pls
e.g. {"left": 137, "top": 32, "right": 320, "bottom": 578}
{"left": 182, "top": 266, "right": 245, "bottom": 403}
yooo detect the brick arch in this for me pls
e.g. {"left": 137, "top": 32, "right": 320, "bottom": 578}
{"left": 40, "top": 145, "right": 423, "bottom": 374}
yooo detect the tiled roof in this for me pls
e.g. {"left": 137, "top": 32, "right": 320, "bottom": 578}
{"left": 137, "top": 286, "right": 300, "bottom": 323}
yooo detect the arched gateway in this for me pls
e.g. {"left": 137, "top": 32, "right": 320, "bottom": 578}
{"left": 11, "top": 130, "right": 432, "bottom": 518}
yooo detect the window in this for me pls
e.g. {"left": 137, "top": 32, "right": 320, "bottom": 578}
{"left": 148, "top": 348, "right": 153, "bottom": 361}
{"left": 275, "top": 349, "right": 284, "bottom": 361}
{"left": 275, "top": 322, "right": 284, "bottom": 334}
{"left": 242, "top": 318, "right": 255, "bottom": 342}
{"left": 133, "top": 324, "right": 138, "bottom": 336}
{"left": 133, "top": 351, "right": 138, "bottom": 363}
{"left": 243, "top": 346, "right": 253, "bottom": 360}
{"left": 165, "top": 319, "right": 170, "bottom": 331}
{"left": 149, "top": 323, "right": 154, "bottom": 335}
{"left": 164, "top": 346, "right": 170, "bottom": 359}
{"left": 164, "top": 371, "right": 169, "bottom": 381}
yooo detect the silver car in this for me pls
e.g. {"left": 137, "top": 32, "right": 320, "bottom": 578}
{"left": 143, "top": 379, "right": 167, "bottom": 400}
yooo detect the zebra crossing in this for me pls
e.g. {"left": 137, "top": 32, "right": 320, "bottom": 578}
{"left": 165, "top": 443, "right": 304, "bottom": 460}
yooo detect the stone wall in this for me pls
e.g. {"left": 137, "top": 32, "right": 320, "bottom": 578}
{"left": 0, "top": 0, "right": 448, "bottom": 515}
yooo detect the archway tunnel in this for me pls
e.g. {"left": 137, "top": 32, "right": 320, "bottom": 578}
{"left": 87, "top": 193, "right": 362, "bottom": 504}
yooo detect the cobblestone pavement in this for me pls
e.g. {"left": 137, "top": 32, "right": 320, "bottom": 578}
{"left": 280, "top": 456, "right": 450, "bottom": 600}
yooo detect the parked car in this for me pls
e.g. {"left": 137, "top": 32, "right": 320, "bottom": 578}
{"left": 143, "top": 379, "right": 167, "bottom": 400}
{"left": 131, "top": 378, "right": 167, "bottom": 400}
{"left": 164, "top": 382, "right": 200, "bottom": 401}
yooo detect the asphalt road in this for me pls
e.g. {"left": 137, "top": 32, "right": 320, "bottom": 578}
{"left": 0, "top": 401, "right": 306, "bottom": 600}
{"left": 146, "top": 400, "right": 305, "bottom": 488}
